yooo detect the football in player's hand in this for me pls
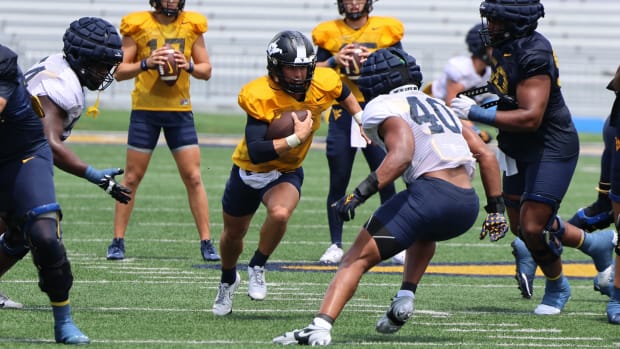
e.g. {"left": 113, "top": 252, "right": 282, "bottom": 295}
{"left": 345, "top": 44, "right": 364, "bottom": 78}
{"left": 158, "top": 45, "right": 179, "bottom": 86}
{"left": 265, "top": 110, "right": 308, "bottom": 140}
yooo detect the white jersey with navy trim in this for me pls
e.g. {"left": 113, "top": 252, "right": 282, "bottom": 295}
{"left": 24, "top": 53, "right": 85, "bottom": 141}
{"left": 431, "top": 55, "right": 491, "bottom": 104}
{"left": 362, "top": 87, "right": 476, "bottom": 185}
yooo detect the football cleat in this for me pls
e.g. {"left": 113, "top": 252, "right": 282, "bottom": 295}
{"left": 248, "top": 266, "right": 267, "bottom": 301}
{"left": 213, "top": 273, "right": 240, "bottom": 316}
{"left": 568, "top": 206, "right": 614, "bottom": 233}
{"left": 376, "top": 294, "right": 414, "bottom": 334}
{"left": 534, "top": 275, "right": 571, "bottom": 315}
{"left": 0, "top": 291, "right": 23, "bottom": 309}
{"left": 594, "top": 262, "right": 615, "bottom": 297}
{"left": 54, "top": 320, "right": 90, "bottom": 345}
{"left": 200, "top": 239, "right": 221, "bottom": 261}
{"left": 319, "top": 244, "right": 343, "bottom": 265}
{"left": 511, "top": 238, "right": 536, "bottom": 299}
{"left": 106, "top": 238, "right": 125, "bottom": 260}
{"left": 391, "top": 250, "right": 406, "bottom": 265}
{"left": 607, "top": 287, "right": 620, "bottom": 324}
{"left": 272, "top": 322, "right": 332, "bottom": 346}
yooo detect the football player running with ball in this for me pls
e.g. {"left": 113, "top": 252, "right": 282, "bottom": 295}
{"left": 273, "top": 47, "right": 480, "bottom": 346}
{"left": 212, "top": 31, "right": 363, "bottom": 316}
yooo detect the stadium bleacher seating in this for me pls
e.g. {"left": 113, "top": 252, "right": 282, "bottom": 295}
{"left": 0, "top": 0, "right": 617, "bottom": 119}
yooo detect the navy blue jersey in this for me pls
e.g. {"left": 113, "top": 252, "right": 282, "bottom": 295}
{"left": 487, "top": 31, "right": 579, "bottom": 162}
{"left": 0, "top": 45, "right": 47, "bottom": 163}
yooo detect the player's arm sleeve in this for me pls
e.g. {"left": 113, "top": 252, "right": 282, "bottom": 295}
{"left": 316, "top": 47, "right": 333, "bottom": 63}
{"left": 245, "top": 115, "right": 279, "bottom": 164}
{"left": 335, "top": 83, "right": 352, "bottom": 102}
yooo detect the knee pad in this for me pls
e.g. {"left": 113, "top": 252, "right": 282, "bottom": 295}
{"left": 23, "top": 205, "right": 73, "bottom": 302}
{"left": 38, "top": 256, "right": 73, "bottom": 303}
{"left": 0, "top": 232, "right": 29, "bottom": 259}
{"left": 23, "top": 203, "right": 62, "bottom": 240}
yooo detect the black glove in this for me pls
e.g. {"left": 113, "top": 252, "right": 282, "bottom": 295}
{"left": 332, "top": 190, "right": 365, "bottom": 222}
{"left": 331, "top": 172, "right": 379, "bottom": 222}
{"left": 480, "top": 196, "right": 508, "bottom": 242}
{"left": 98, "top": 174, "right": 132, "bottom": 204}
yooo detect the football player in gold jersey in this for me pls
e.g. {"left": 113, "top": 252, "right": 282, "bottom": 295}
{"left": 212, "top": 31, "right": 363, "bottom": 316}
{"left": 107, "top": 0, "right": 220, "bottom": 261}
{"left": 312, "top": 0, "right": 402, "bottom": 264}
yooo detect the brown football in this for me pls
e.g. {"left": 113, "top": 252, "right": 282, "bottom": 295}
{"left": 158, "top": 45, "right": 179, "bottom": 86}
{"left": 345, "top": 44, "right": 364, "bottom": 78}
{"left": 265, "top": 110, "right": 308, "bottom": 140}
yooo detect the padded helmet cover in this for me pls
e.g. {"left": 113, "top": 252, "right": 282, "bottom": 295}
{"left": 357, "top": 47, "right": 423, "bottom": 101}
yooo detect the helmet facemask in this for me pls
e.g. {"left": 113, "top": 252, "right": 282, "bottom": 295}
{"left": 149, "top": 0, "right": 185, "bottom": 17}
{"left": 337, "top": 0, "right": 373, "bottom": 21}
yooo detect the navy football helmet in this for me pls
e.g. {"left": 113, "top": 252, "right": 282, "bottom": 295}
{"left": 357, "top": 47, "right": 423, "bottom": 102}
{"left": 149, "top": 0, "right": 185, "bottom": 17}
{"left": 267, "top": 31, "right": 316, "bottom": 101}
{"left": 63, "top": 17, "right": 123, "bottom": 91}
{"left": 479, "top": 0, "right": 545, "bottom": 46}
{"left": 338, "top": 0, "right": 374, "bottom": 20}
{"left": 466, "top": 23, "right": 489, "bottom": 62}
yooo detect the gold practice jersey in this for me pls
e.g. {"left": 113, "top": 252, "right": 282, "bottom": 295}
{"left": 232, "top": 68, "right": 344, "bottom": 173}
{"left": 312, "top": 16, "right": 403, "bottom": 102}
{"left": 120, "top": 11, "right": 207, "bottom": 111}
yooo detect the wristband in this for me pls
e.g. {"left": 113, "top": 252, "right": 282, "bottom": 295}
{"left": 186, "top": 61, "right": 194, "bottom": 74}
{"left": 327, "top": 56, "right": 337, "bottom": 68}
{"left": 140, "top": 58, "right": 148, "bottom": 71}
{"left": 468, "top": 105, "right": 497, "bottom": 125}
{"left": 352, "top": 111, "right": 363, "bottom": 125}
{"left": 285, "top": 134, "right": 302, "bottom": 148}
{"left": 484, "top": 195, "right": 505, "bottom": 213}
{"left": 354, "top": 171, "right": 379, "bottom": 202}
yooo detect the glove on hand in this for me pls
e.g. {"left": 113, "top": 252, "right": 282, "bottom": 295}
{"left": 85, "top": 166, "right": 132, "bottom": 204}
{"left": 480, "top": 212, "right": 509, "bottom": 242}
{"left": 84, "top": 166, "right": 123, "bottom": 184}
{"left": 332, "top": 190, "right": 365, "bottom": 222}
{"left": 98, "top": 174, "right": 132, "bottom": 204}
{"left": 450, "top": 95, "right": 477, "bottom": 120}
{"left": 331, "top": 172, "right": 379, "bottom": 222}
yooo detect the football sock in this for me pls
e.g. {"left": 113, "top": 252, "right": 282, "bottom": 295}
{"left": 249, "top": 249, "right": 269, "bottom": 268}
{"left": 221, "top": 268, "right": 237, "bottom": 284}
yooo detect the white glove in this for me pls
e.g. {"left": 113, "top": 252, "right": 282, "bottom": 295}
{"left": 450, "top": 95, "right": 477, "bottom": 120}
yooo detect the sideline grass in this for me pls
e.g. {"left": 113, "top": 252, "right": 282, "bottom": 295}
{"left": 0, "top": 123, "right": 615, "bottom": 348}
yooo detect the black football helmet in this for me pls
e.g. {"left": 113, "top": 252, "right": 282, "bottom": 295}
{"left": 465, "top": 23, "right": 489, "bottom": 63}
{"left": 149, "top": 0, "right": 185, "bottom": 17}
{"left": 357, "top": 47, "right": 423, "bottom": 102}
{"left": 267, "top": 31, "right": 316, "bottom": 101}
{"left": 337, "top": 0, "right": 374, "bottom": 21}
{"left": 479, "top": 0, "right": 545, "bottom": 47}
{"left": 63, "top": 17, "right": 123, "bottom": 91}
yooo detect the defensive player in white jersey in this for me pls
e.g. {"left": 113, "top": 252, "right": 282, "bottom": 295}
{"left": 273, "top": 48, "right": 480, "bottom": 346}
{"left": 25, "top": 17, "right": 131, "bottom": 204}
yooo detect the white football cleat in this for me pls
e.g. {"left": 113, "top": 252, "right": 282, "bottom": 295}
{"left": 319, "top": 244, "right": 343, "bottom": 264}
{"left": 391, "top": 250, "right": 406, "bottom": 265}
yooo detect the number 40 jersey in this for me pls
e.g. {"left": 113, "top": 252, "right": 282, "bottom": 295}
{"left": 362, "top": 87, "right": 476, "bottom": 185}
